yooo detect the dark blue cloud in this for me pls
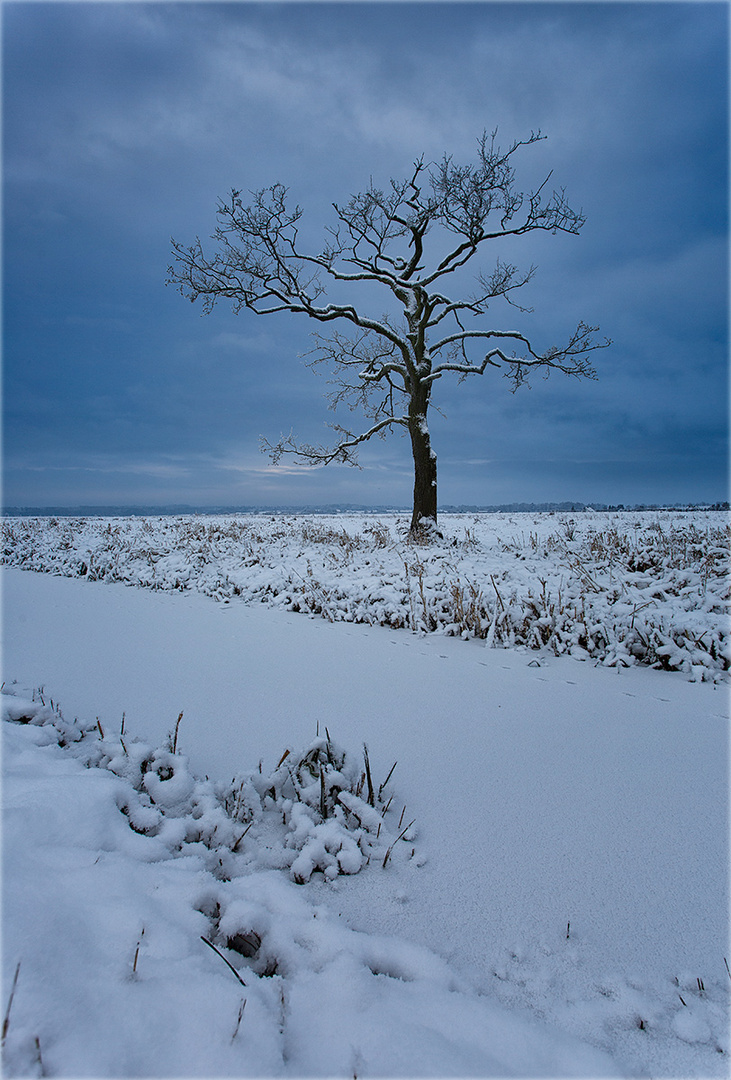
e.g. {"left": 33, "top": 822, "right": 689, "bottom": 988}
{"left": 3, "top": 2, "right": 728, "bottom": 508}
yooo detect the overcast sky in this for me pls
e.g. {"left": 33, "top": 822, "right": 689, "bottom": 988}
{"left": 4, "top": 1, "right": 728, "bottom": 509}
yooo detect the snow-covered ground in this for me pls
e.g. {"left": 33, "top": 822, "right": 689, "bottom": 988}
{"left": 3, "top": 510, "right": 728, "bottom": 679}
{"left": 2, "top": 511, "right": 729, "bottom": 1077}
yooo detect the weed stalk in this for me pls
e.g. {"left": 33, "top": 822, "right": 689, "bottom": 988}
{"left": 172, "top": 711, "right": 183, "bottom": 755}
{"left": 201, "top": 937, "right": 247, "bottom": 988}
{"left": 2, "top": 962, "right": 20, "bottom": 1047}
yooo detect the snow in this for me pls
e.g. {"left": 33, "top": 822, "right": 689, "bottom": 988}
{"left": 1, "top": 511, "right": 729, "bottom": 1077}
{"left": 3, "top": 510, "right": 727, "bottom": 679}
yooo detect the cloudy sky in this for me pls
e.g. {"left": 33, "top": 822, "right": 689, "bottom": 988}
{"left": 4, "top": 1, "right": 728, "bottom": 509}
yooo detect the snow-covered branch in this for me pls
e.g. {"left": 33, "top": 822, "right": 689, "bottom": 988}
{"left": 261, "top": 415, "right": 409, "bottom": 468}
{"left": 426, "top": 323, "right": 607, "bottom": 387}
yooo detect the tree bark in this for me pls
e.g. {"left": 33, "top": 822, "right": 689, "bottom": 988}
{"left": 409, "top": 408, "right": 438, "bottom": 533}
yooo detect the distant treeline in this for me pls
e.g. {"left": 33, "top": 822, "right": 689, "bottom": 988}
{"left": 3, "top": 501, "right": 729, "bottom": 517}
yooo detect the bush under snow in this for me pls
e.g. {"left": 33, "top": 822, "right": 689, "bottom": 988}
{"left": 0, "top": 689, "right": 410, "bottom": 889}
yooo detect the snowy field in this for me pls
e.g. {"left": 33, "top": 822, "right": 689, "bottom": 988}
{"left": 3, "top": 510, "right": 729, "bottom": 679}
{"left": 2, "top": 510, "right": 729, "bottom": 1077}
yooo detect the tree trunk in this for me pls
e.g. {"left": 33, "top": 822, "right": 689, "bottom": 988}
{"left": 409, "top": 410, "right": 438, "bottom": 533}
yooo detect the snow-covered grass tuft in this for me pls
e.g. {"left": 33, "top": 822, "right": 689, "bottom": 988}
{"left": 3, "top": 509, "right": 728, "bottom": 680}
{"left": 220, "top": 734, "right": 406, "bottom": 885}
{"left": 0, "top": 688, "right": 408, "bottom": 888}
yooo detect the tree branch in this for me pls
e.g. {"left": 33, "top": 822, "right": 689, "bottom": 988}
{"left": 261, "top": 415, "right": 409, "bottom": 467}
{"left": 426, "top": 323, "right": 609, "bottom": 386}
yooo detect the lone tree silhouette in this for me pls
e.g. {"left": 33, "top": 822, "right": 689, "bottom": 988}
{"left": 169, "top": 131, "right": 609, "bottom": 534}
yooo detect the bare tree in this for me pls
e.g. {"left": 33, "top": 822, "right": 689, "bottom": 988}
{"left": 169, "top": 131, "right": 609, "bottom": 534}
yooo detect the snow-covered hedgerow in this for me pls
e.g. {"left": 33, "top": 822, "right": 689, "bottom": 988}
{"left": 2, "top": 510, "right": 728, "bottom": 679}
{"left": 0, "top": 689, "right": 411, "bottom": 887}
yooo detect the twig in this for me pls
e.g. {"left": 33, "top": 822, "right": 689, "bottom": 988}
{"left": 382, "top": 819, "right": 415, "bottom": 867}
{"left": 232, "top": 821, "right": 254, "bottom": 853}
{"left": 490, "top": 574, "right": 505, "bottom": 611}
{"left": 378, "top": 761, "right": 397, "bottom": 801}
{"left": 231, "top": 998, "right": 246, "bottom": 1041}
{"left": 285, "top": 764, "right": 303, "bottom": 801}
{"left": 2, "top": 962, "right": 20, "bottom": 1047}
{"left": 132, "top": 927, "right": 145, "bottom": 974}
{"left": 201, "top": 937, "right": 247, "bottom": 987}
{"left": 363, "top": 744, "right": 375, "bottom": 807}
{"left": 630, "top": 599, "right": 656, "bottom": 630}
{"left": 34, "top": 1036, "right": 45, "bottom": 1076}
{"left": 172, "top": 711, "right": 183, "bottom": 755}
